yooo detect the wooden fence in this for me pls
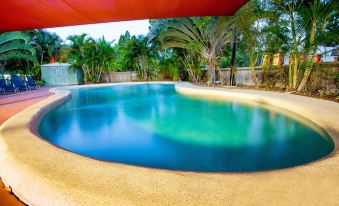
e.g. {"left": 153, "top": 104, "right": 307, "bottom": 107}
{"left": 305, "top": 64, "right": 338, "bottom": 91}
{"left": 218, "top": 67, "right": 262, "bottom": 86}
{"left": 101, "top": 71, "right": 138, "bottom": 83}
{"left": 218, "top": 64, "right": 338, "bottom": 91}
{"left": 100, "top": 63, "right": 338, "bottom": 92}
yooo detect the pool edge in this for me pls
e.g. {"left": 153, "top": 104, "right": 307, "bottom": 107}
{"left": 1, "top": 81, "right": 339, "bottom": 206}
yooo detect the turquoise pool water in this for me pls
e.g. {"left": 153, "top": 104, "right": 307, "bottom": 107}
{"left": 39, "top": 84, "right": 334, "bottom": 172}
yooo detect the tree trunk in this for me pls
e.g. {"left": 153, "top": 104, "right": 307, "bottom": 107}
{"left": 297, "top": 18, "right": 318, "bottom": 91}
{"left": 178, "top": 64, "right": 186, "bottom": 81}
{"left": 208, "top": 58, "right": 215, "bottom": 84}
{"left": 249, "top": 53, "right": 259, "bottom": 88}
{"left": 230, "top": 30, "right": 237, "bottom": 86}
{"left": 290, "top": 14, "right": 299, "bottom": 90}
{"left": 288, "top": 62, "right": 293, "bottom": 90}
{"left": 40, "top": 53, "right": 44, "bottom": 65}
{"left": 297, "top": 69, "right": 311, "bottom": 91}
{"left": 250, "top": 66, "right": 259, "bottom": 88}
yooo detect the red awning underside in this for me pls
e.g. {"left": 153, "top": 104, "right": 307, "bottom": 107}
{"left": 0, "top": 0, "right": 248, "bottom": 32}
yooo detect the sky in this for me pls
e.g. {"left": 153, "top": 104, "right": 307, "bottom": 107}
{"left": 46, "top": 20, "right": 150, "bottom": 43}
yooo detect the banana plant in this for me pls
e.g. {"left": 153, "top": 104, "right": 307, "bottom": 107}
{"left": 0, "top": 32, "right": 36, "bottom": 63}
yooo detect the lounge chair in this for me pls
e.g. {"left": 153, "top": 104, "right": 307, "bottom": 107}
{"left": 26, "top": 76, "right": 39, "bottom": 90}
{"left": 11, "top": 75, "right": 29, "bottom": 91}
{"left": 0, "top": 79, "right": 17, "bottom": 93}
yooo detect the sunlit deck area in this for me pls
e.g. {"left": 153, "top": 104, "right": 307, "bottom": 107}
{"left": 0, "top": 87, "right": 51, "bottom": 205}
{"left": 0, "top": 83, "right": 338, "bottom": 205}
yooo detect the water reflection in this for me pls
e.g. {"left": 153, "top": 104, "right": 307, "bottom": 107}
{"left": 39, "top": 84, "right": 334, "bottom": 172}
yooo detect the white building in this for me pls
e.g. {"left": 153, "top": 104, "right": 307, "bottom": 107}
{"left": 317, "top": 46, "right": 338, "bottom": 62}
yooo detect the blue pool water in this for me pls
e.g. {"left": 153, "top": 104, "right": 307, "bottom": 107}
{"left": 39, "top": 84, "right": 334, "bottom": 172}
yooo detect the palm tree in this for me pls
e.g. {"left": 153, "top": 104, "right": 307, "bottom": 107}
{"left": 67, "top": 34, "right": 116, "bottom": 83}
{"left": 32, "top": 30, "right": 62, "bottom": 64}
{"left": 67, "top": 34, "right": 94, "bottom": 82}
{"left": 156, "top": 17, "right": 234, "bottom": 83}
{"left": 239, "top": 0, "right": 276, "bottom": 87}
{"left": 86, "top": 37, "right": 116, "bottom": 81}
{"left": 273, "top": 0, "right": 305, "bottom": 90}
{"left": 127, "top": 35, "right": 151, "bottom": 80}
{"left": 0, "top": 32, "right": 36, "bottom": 64}
{"left": 297, "top": 0, "right": 335, "bottom": 91}
{"left": 96, "top": 37, "right": 116, "bottom": 71}
{"left": 271, "top": 0, "right": 335, "bottom": 91}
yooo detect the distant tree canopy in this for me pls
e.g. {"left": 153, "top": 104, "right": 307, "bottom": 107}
{"left": 1, "top": 0, "right": 338, "bottom": 90}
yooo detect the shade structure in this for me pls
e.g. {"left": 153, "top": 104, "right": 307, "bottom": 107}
{"left": 0, "top": 0, "right": 248, "bottom": 32}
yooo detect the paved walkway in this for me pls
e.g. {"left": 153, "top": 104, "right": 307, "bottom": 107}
{"left": 0, "top": 87, "right": 52, "bottom": 206}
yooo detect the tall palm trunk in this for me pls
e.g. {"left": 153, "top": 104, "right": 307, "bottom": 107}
{"left": 297, "top": 11, "right": 327, "bottom": 91}
{"left": 249, "top": 53, "right": 259, "bottom": 88}
{"left": 230, "top": 29, "right": 237, "bottom": 86}
{"left": 290, "top": 14, "right": 299, "bottom": 90}
{"left": 288, "top": 61, "right": 293, "bottom": 90}
{"left": 297, "top": 20, "right": 317, "bottom": 91}
{"left": 208, "top": 58, "right": 216, "bottom": 83}
{"left": 40, "top": 52, "right": 44, "bottom": 64}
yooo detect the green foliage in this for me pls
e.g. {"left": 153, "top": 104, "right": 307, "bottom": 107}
{"left": 0, "top": 32, "right": 37, "bottom": 63}
{"left": 67, "top": 34, "right": 116, "bottom": 83}
{"left": 180, "top": 50, "right": 204, "bottom": 82}
{"left": 219, "top": 57, "right": 229, "bottom": 68}
{"left": 2, "top": 0, "right": 337, "bottom": 88}
{"left": 150, "top": 17, "right": 233, "bottom": 82}
{"left": 158, "top": 51, "right": 179, "bottom": 80}
{"left": 127, "top": 35, "right": 152, "bottom": 80}
{"left": 26, "top": 64, "right": 42, "bottom": 79}
{"left": 32, "top": 30, "right": 62, "bottom": 64}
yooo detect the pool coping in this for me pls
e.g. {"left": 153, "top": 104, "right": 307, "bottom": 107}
{"left": 0, "top": 82, "right": 338, "bottom": 206}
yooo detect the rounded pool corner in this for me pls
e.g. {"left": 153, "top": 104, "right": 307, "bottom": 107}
{"left": 37, "top": 83, "right": 335, "bottom": 172}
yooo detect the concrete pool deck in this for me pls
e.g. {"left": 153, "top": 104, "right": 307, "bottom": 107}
{"left": 0, "top": 82, "right": 338, "bottom": 206}
{"left": 0, "top": 87, "right": 52, "bottom": 206}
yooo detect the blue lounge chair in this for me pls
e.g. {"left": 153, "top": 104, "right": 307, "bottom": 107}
{"left": 11, "top": 75, "right": 29, "bottom": 91}
{"left": 0, "top": 79, "right": 17, "bottom": 93}
{"left": 26, "top": 76, "right": 39, "bottom": 90}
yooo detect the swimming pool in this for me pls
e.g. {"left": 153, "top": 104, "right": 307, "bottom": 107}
{"left": 39, "top": 84, "right": 334, "bottom": 172}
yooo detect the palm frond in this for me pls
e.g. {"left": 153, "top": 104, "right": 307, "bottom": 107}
{"left": 162, "top": 22, "right": 199, "bottom": 41}
{"left": 161, "top": 40, "right": 192, "bottom": 50}
{"left": 159, "top": 30, "right": 194, "bottom": 43}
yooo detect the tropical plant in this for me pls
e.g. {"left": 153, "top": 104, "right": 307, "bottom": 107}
{"left": 238, "top": 0, "right": 275, "bottom": 87}
{"left": 127, "top": 35, "right": 152, "bottom": 80}
{"left": 297, "top": 0, "right": 335, "bottom": 91}
{"left": 179, "top": 50, "right": 203, "bottom": 82}
{"left": 153, "top": 17, "right": 233, "bottom": 83}
{"left": 157, "top": 50, "right": 179, "bottom": 80}
{"left": 115, "top": 31, "right": 133, "bottom": 71}
{"left": 67, "top": 34, "right": 116, "bottom": 83}
{"left": 272, "top": 0, "right": 308, "bottom": 90}
{"left": 32, "top": 30, "right": 62, "bottom": 64}
{"left": 0, "top": 32, "right": 36, "bottom": 64}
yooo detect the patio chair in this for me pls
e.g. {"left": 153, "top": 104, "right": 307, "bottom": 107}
{"left": 0, "top": 79, "right": 17, "bottom": 94}
{"left": 11, "top": 75, "right": 29, "bottom": 91}
{"left": 26, "top": 76, "right": 39, "bottom": 90}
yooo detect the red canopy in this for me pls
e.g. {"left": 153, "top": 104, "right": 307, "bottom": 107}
{"left": 0, "top": 0, "right": 248, "bottom": 32}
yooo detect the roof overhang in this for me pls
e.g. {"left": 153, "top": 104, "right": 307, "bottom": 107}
{"left": 0, "top": 0, "right": 248, "bottom": 32}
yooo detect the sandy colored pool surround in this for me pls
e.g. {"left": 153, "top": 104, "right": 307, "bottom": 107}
{"left": 0, "top": 82, "right": 338, "bottom": 206}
